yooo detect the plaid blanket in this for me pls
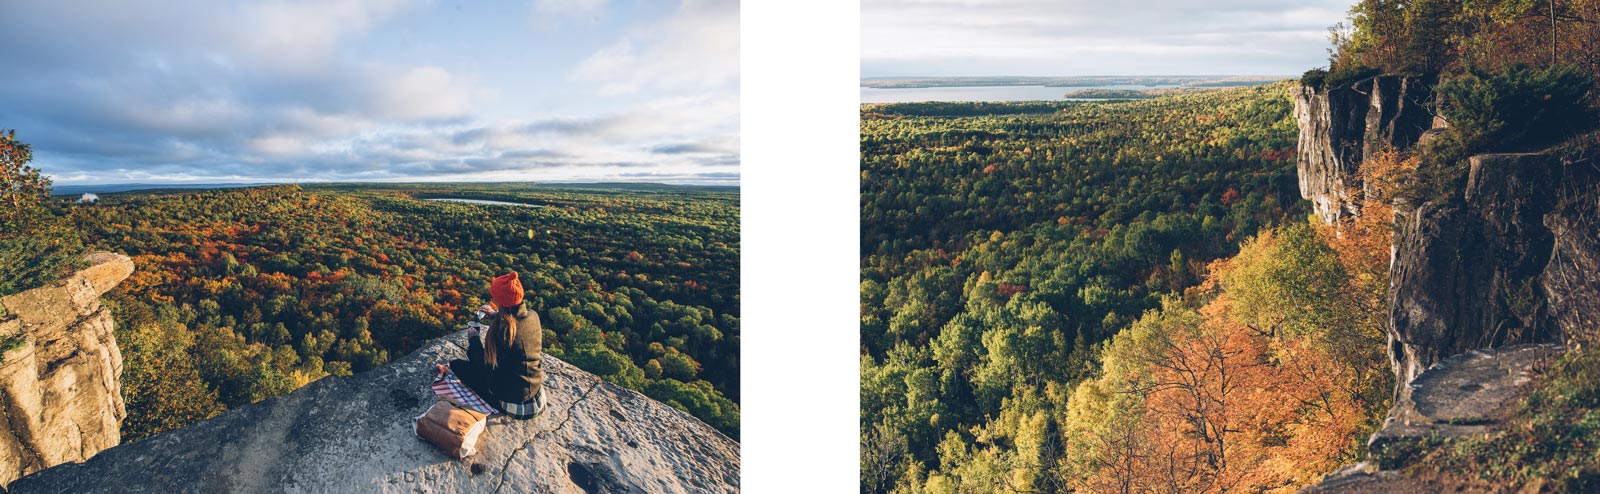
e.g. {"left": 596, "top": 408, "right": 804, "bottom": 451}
{"left": 432, "top": 366, "right": 498, "bottom": 415}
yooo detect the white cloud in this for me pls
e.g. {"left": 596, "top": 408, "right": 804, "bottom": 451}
{"left": 533, "top": 0, "right": 607, "bottom": 18}
{"left": 2, "top": 0, "right": 737, "bottom": 185}
{"left": 572, "top": 0, "right": 738, "bottom": 96}
{"left": 278, "top": 107, "right": 372, "bottom": 138}
{"left": 446, "top": 91, "right": 738, "bottom": 168}
{"left": 862, "top": 0, "right": 1351, "bottom": 75}
{"left": 369, "top": 66, "right": 477, "bottom": 121}
{"left": 118, "top": 96, "right": 247, "bottom": 138}
{"left": 247, "top": 135, "right": 307, "bottom": 156}
{"left": 235, "top": 0, "right": 421, "bottom": 73}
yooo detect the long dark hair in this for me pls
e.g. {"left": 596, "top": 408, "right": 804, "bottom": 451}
{"left": 485, "top": 301, "right": 520, "bottom": 369}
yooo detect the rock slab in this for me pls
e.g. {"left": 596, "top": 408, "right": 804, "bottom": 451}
{"left": 0, "top": 252, "right": 133, "bottom": 486}
{"left": 7, "top": 330, "right": 741, "bottom": 494}
{"left": 1369, "top": 344, "right": 1561, "bottom": 453}
{"left": 1299, "top": 344, "right": 1561, "bottom": 494}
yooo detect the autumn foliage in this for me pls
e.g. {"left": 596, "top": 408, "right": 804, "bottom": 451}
{"left": 1059, "top": 220, "right": 1390, "bottom": 493}
{"left": 72, "top": 183, "right": 740, "bottom": 440}
{"left": 1327, "top": 0, "right": 1600, "bottom": 77}
{"left": 1053, "top": 141, "right": 1407, "bottom": 494}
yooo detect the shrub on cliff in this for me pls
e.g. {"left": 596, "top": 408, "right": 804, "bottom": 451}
{"left": 1300, "top": 65, "right": 1381, "bottom": 89}
{"left": 0, "top": 129, "right": 84, "bottom": 296}
{"left": 1400, "top": 64, "right": 1598, "bottom": 204}
{"left": 1436, "top": 64, "right": 1596, "bottom": 154}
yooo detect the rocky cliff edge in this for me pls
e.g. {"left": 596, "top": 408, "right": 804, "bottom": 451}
{"left": 1293, "top": 75, "right": 1435, "bottom": 225}
{"left": 1387, "top": 150, "right": 1600, "bottom": 388}
{"left": 1300, "top": 344, "right": 1562, "bottom": 493}
{"left": 1293, "top": 73, "right": 1600, "bottom": 492}
{"left": 7, "top": 329, "right": 740, "bottom": 494}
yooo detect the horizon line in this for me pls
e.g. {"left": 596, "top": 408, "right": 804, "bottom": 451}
{"left": 860, "top": 74, "right": 1298, "bottom": 79}
{"left": 50, "top": 179, "right": 741, "bottom": 189}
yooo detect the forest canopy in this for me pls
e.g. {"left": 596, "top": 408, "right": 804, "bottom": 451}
{"left": 857, "top": 84, "right": 1362, "bottom": 493}
{"left": 61, "top": 182, "right": 740, "bottom": 440}
{"left": 1316, "top": 0, "right": 1600, "bottom": 81}
{"left": 859, "top": 83, "right": 1407, "bottom": 493}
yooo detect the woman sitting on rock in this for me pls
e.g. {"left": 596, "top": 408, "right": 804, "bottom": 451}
{"left": 448, "top": 271, "right": 546, "bottom": 419}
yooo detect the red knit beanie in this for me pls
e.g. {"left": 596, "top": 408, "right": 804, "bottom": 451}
{"left": 490, "top": 272, "right": 524, "bottom": 308}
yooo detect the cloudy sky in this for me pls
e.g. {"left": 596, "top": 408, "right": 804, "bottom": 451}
{"left": 863, "top": 0, "right": 1354, "bottom": 77}
{"left": 0, "top": 0, "right": 738, "bottom": 185}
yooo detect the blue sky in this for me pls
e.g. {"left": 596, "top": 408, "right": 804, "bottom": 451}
{"left": 0, "top": 0, "right": 738, "bottom": 185}
{"left": 863, "top": 0, "right": 1353, "bottom": 77}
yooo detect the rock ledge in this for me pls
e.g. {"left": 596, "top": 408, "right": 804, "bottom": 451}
{"left": 7, "top": 330, "right": 740, "bottom": 494}
{"left": 1299, "top": 344, "right": 1561, "bottom": 493}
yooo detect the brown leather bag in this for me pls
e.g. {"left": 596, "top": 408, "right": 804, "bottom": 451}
{"left": 413, "top": 399, "right": 488, "bottom": 459}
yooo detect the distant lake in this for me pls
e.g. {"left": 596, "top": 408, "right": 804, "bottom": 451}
{"left": 51, "top": 183, "right": 273, "bottom": 196}
{"left": 425, "top": 198, "right": 544, "bottom": 208}
{"left": 861, "top": 84, "right": 1180, "bottom": 104}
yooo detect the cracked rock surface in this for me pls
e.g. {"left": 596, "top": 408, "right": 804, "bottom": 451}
{"left": 1293, "top": 76, "right": 1434, "bottom": 225}
{"left": 1369, "top": 343, "right": 1561, "bottom": 454}
{"left": 7, "top": 330, "right": 740, "bottom": 494}
{"left": 1298, "top": 344, "right": 1561, "bottom": 494}
{"left": 1388, "top": 150, "right": 1599, "bottom": 390}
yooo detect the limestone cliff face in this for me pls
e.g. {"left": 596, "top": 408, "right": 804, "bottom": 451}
{"left": 1290, "top": 76, "right": 1600, "bottom": 389}
{"left": 8, "top": 330, "right": 740, "bottom": 494}
{"left": 1293, "top": 76, "right": 1434, "bottom": 225}
{"left": 1293, "top": 73, "right": 1600, "bottom": 492}
{"left": 0, "top": 252, "right": 134, "bottom": 486}
{"left": 1386, "top": 151, "right": 1600, "bottom": 387}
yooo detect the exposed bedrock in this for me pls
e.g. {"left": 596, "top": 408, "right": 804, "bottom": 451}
{"left": 1388, "top": 150, "right": 1600, "bottom": 389}
{"left": 1299, "top": 344, "right": 1563, "bottom": 494}
{"left": 7, "top": 330, "right": 741, "bottom": 494}
{"left": 1294, "top": 76, "right": 1435, "bottom": 225}
{"left": 0, "top": 252, "right": 134, "bottom": 487}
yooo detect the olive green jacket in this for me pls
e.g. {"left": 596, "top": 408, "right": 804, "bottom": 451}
{"left": 467, "top": 306, "right": 545, "bottom": 405}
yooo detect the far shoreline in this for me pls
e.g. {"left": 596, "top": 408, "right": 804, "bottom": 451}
{"left": 51, "top": 181, "right": 741, "bottom": 196}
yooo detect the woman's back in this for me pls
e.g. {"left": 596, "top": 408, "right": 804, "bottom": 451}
{"left": 485, "top": 306, "right": 545, "bottom": 405}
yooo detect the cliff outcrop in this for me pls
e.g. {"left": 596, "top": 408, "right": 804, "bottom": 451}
{"left": 1294, "top": 78, "right": 1600, "bottom": 392}
{"left": 0, "top": 252, "right": 133, "bottom": 486}
{"left": 7, "top": 330, "right": 741, "bottom": 494}
{"left": 1388, "top": 150, "right": 1600, "bottom": 387}
{"left": 1295, "top": 73, "right": 1600, "bottom": 492}
{"left": 1293, "top": 76, "right": 1434, "bottom": 224}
